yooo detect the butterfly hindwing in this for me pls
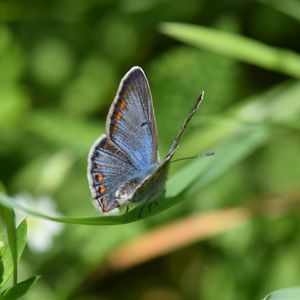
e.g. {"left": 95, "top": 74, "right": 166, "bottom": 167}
{"left": 106, "top": 67, "right": 158, "bottom": 169}
{"left": 130, "top": 156, "right": 170, "bottom": 205}
{"left": 87, "top": 135, "right": 138, "bottom": 213}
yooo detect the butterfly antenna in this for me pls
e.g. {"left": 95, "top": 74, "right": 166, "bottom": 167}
{"left": 171, "top": 151, "right": 215, "bottom": 164}
{"left": 166, "top": 91, "right": 205, "bottom": 159}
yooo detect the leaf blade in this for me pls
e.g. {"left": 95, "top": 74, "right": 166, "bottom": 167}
{"left": 160, "top": 22, "right": 300, "bottom": 78}
{"left": 1, "top": 206, "right": 17, "bottom": 285}
{"left": 263, "top": 287, "right": 300, "bottom": 300}
{"left": 1, "top": 276, "right": 39, "bottom": 300}
{"left": 0, "top": 219, "right": 27, "bottom": 288}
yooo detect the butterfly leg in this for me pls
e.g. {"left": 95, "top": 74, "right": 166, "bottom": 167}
{"left": 139, "top": 193, "right": 158, "bottom": 217}
{"left": 138, "top": 204, "right": 146, "bottom": 219}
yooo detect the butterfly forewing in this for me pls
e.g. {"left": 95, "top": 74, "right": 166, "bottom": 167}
{"left": 130, "top": 92, "right": 205, "bottom": 205}
{"left": 106, "top": 67, "right": 158, "bottom": 169}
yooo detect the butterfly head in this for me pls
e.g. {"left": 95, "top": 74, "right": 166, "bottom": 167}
{"left": 115, "top": 177, "right": 142, "bottom": 206}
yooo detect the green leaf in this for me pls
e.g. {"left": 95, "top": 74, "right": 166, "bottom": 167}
{"left": 1, "top": 207, "right": 17, "bottom": 285}
{"left": 263, "top": 287, "right": 300, "bottom": 300}
{"left": 166, "top": 127, "right": 269, "bottom": 198}
{"left": 1, "top": 276, "right": 39, "bottom": 300}
{"left": 160, "top": 22, "right": 300, "bottom": 78}
{"left": 0, "top": 220, "right": 27, "bottom": 288}
{"left": 259, "top": 0, "right": 300, "bottom": 23}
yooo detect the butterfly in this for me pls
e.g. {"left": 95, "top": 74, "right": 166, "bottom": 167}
{"left": 87, "top": 66, "right": 204, "bottom": 215}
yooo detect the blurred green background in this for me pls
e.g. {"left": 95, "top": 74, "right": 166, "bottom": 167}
{"left": 1, "top": 0, "right": 300, "bottom": 299}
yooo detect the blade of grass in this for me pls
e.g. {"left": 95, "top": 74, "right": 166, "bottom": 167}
{"left": 263, "top": 286, "right": 300, "bottom": 300}
{"left": 1, "top": 276, "right": 39, "bottom": 300}
{"left": 1, "top": 207, "right": 17, "bottom": 285}
{"left": 160, "top": 22, "right": 300, "bottom": 78}
{"left": 166, "top": 127, "right": 270, "bottom": 198}
{"left": 0, "top": 219, "right": 27, "bottom": 288}
{"left": 259, "top": 0, "right": 300, "bottom": 23}
{"left": 0, "top": 194, "right": 120, "bottom": 225}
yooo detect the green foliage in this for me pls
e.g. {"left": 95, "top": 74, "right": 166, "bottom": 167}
{"left": 0, "top": 0, "right": 300, "bottom": 299}
{"left": 1, "top": 207, "right": 17, "bottom": 285}
{"left": 260, "top": 0, "right": 300, "bottom": 23}
{"left": 0, "top": 218, "right": 39, "bottom": 299}
{"left": 1, "top": 276, "right": 39, "bottom": 300}
{"left": 160, "top": 22, "right": 300, "bottom": 78}
{"left": 263, "top": 287, "right": 300, "bottom": 300}
{"left": 0, "top": 220, "right": 27, "bottom": 288}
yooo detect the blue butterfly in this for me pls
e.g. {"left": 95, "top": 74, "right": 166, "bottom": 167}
{"left": 88, "top": 66, "right": 204, "bottom": 215}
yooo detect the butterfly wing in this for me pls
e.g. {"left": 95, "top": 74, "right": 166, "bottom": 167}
{"left": 128, "top": 156, "right": 170, "bottom": 206}
{"left": 88, "top": 67, "right": 159, "bottom": 213}
{"left": 87, "top": 135, "right": 138, "bottom": 213}
{"left": 129, "top": 92, "right": 205, "bottom": 205}
{"left": 166, "top": 91, "right": 204, "bottom": 159}
{"left": 106, "top": 66, "right": 158, "bottom": 169}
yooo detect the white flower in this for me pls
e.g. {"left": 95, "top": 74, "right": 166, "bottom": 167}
{"left": 14, "top": 193, "right": 64, "bottom": 253}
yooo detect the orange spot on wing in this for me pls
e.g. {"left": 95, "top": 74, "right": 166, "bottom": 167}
{"left": 103, "top": 199, "right": 108, "bottom": 209}
{"left": 115, "top": 111, "right": 122, "bottom": 120}
{"left": 97, "top": 174, "right": 104, "bottom": 181}
{"left": 123, "top": 90, "right": 129, "bottom": 99}
{"left": 119, "top": 100, "right": 126, "bottom": 109}
{"left": 99, "top": 185, "right": 106, "bottom": 194}
{"left": 111, "top": 123, "right": 117, "bottom": 135}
